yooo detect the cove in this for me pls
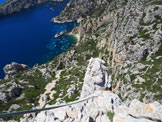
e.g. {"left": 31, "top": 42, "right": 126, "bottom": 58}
{"left": 0, "top": 0, "right": 77, "bottom": 79}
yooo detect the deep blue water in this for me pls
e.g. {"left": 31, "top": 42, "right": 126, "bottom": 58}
{"left": 0, "top": 0, "right": 77, "bottom": 78}
{"left": 0, "top": 0, "right": 8, "bottom": 4}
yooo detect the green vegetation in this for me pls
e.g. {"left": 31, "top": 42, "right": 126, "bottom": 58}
{"left": 139, "top": 29, "right": 150, "bottom": 39}
{"left": 149, "top": 1, "right": 162, "bottom": 5}
{"left": 154, "top": 6, "right": 159, "bottom": 11}
{"left": 0, "top": 68, "right": 55, "bottom": 121}
{"left": 107, "top": 111, "right": 115, "bottom": 122}
{"left": 48, "top": 65, "right": 85, "bottom": 104}
{"left": 133, "top": 40, "right": 162, "bottom": 101}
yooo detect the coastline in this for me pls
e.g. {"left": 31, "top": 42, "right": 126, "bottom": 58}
{"left": 0, "top": 0, "right": 64, "bottom": 16}
{"left": 67, "top": 33, "right": 80, "bottom": 44}
{"left": 0, "top": 0, "right": 78, "bottom": 80}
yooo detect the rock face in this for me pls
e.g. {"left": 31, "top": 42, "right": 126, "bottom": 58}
{"left": 32, "top": 58, "right": 162, "bottom": 122}
{"left": 0, "top": 82, "right": 22, "bottom": 104}
{"left": 0, "top": 0, "right": 64, "bottom": 16}
{"left": 3, "top": 62, "right": 29, "bottom": 79}
{"left": 54, "top": 0, "right": 162, "bottom": 104}
{"left": 80, "top": 58, "right": 110, "bottom": 98}
{"left": 52, "top": 0, "right": 100, "bottom": 23}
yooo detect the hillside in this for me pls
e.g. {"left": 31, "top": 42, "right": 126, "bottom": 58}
{"left": 0, "top": 0, "right": 162, "bottom": 121}
{"left": 31, "top": 58, "right": 162, "bottom": 122}
{"left": 52, "top": 0, "right": 162, "bottom": 105}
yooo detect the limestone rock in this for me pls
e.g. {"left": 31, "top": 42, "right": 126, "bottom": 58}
{"left": 8, "top": 104, "right": 20, "bottom": 111}
{"left": 67, "top": 85, "right": 78, "bottom": 98}
{"left": 3, "top": 62, "right": 29, "bottom": 79}
{"left": 80, "top": 58, "right": 110, "bottom": 98}
{"left": 0, "top": 82, "right": 22, "bottom": 104}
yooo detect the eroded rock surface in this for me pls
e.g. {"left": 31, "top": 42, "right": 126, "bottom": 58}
{"left": 4, "top": 62, "right": 29, "bottom": 79}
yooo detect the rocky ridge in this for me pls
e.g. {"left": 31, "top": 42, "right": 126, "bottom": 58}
{"left": 32, "top": 58, "right": 162, "bottom": 122}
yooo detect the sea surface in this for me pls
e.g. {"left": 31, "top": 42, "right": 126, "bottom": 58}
{"left": 0, "top": 0, "right": 77, "bottom": 78}
{"left": 0, "top": 0, "right": 8, "bottom": 4}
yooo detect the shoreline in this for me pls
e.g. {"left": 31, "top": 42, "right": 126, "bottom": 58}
{"left": 67, "top": 33, "right": 80, "bottom": 43}
{"left": 0, "top": 0, "right": 78, "bottom": 80}
{"left": 1, "top": 31, "right": 79, "bottom": 80}
{"left": 0, "top": 0, "right": 64, "bottom": 17}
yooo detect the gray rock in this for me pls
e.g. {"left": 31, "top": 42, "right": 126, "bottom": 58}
{"left": 34, "top": 111, "right": 55, "bottom": 122}
{"left": 67, "top": 85, "right": 78, "bottom": 98}
{"left": 100, "top": 115, "right": 110, "bottom": 122}
{"left": 0, "top": 92, "right": 8, "bottom": 103}
{"left": 0, "top": 82, "right": 22, "bottom": 104}
{"left": 3, "top": 62, "right": 29, "bottom": 79}
{"left": 80, "top": 58, "right": 110, "bottom": 98}
{"left": 8, "top": 104, "right": 20, "bottom": 111}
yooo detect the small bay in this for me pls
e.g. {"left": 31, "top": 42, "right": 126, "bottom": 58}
{"left": 0, "top": 0, "right": 77, "bottom": 78}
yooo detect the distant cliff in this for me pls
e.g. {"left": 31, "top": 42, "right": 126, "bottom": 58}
{"left": 0, "top": 0, "right": 63, "bottom": 16}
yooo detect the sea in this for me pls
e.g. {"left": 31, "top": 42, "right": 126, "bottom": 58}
{"left": 0, "top": 0, "right": 8, "bottom": 4}
{"left": 0, "top": 0, "right": 77, "bottom": 79}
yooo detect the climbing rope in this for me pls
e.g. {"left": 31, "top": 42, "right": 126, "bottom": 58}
{"left": 0, "top": 93, "right": 101, "bottom": 118}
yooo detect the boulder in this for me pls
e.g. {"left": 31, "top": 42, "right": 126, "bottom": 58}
{"left": 8, "top": 104, "right": 20, "bottom": 111}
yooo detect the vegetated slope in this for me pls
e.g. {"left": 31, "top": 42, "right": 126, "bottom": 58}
{"left": 53, "top": 0, "right": 162, "bottom": 104}
{"left": 33, "top": 58, "right": 162, "bottom": 122}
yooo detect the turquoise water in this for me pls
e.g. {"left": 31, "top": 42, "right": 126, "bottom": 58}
{"left": 0, "top": 0, "right": 77, "bottom": 78}
{"left": 0, "top": 0, "right": 8, "bottom": 4}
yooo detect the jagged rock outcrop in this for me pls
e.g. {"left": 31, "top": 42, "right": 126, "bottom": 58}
{"left": 0, "top": 0, "right": 64, "bottom": 16}
{"left": 80, "top": 58, "right": 110, "bottom": 98}
{"left": 3, "top": 62, "right": 29, "bottom": 79}
{"left": 32, "top": 58, "right": 162, "bottom": 122}
{"left": 0, "top": 82, "right": 22, "bottom": 104}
